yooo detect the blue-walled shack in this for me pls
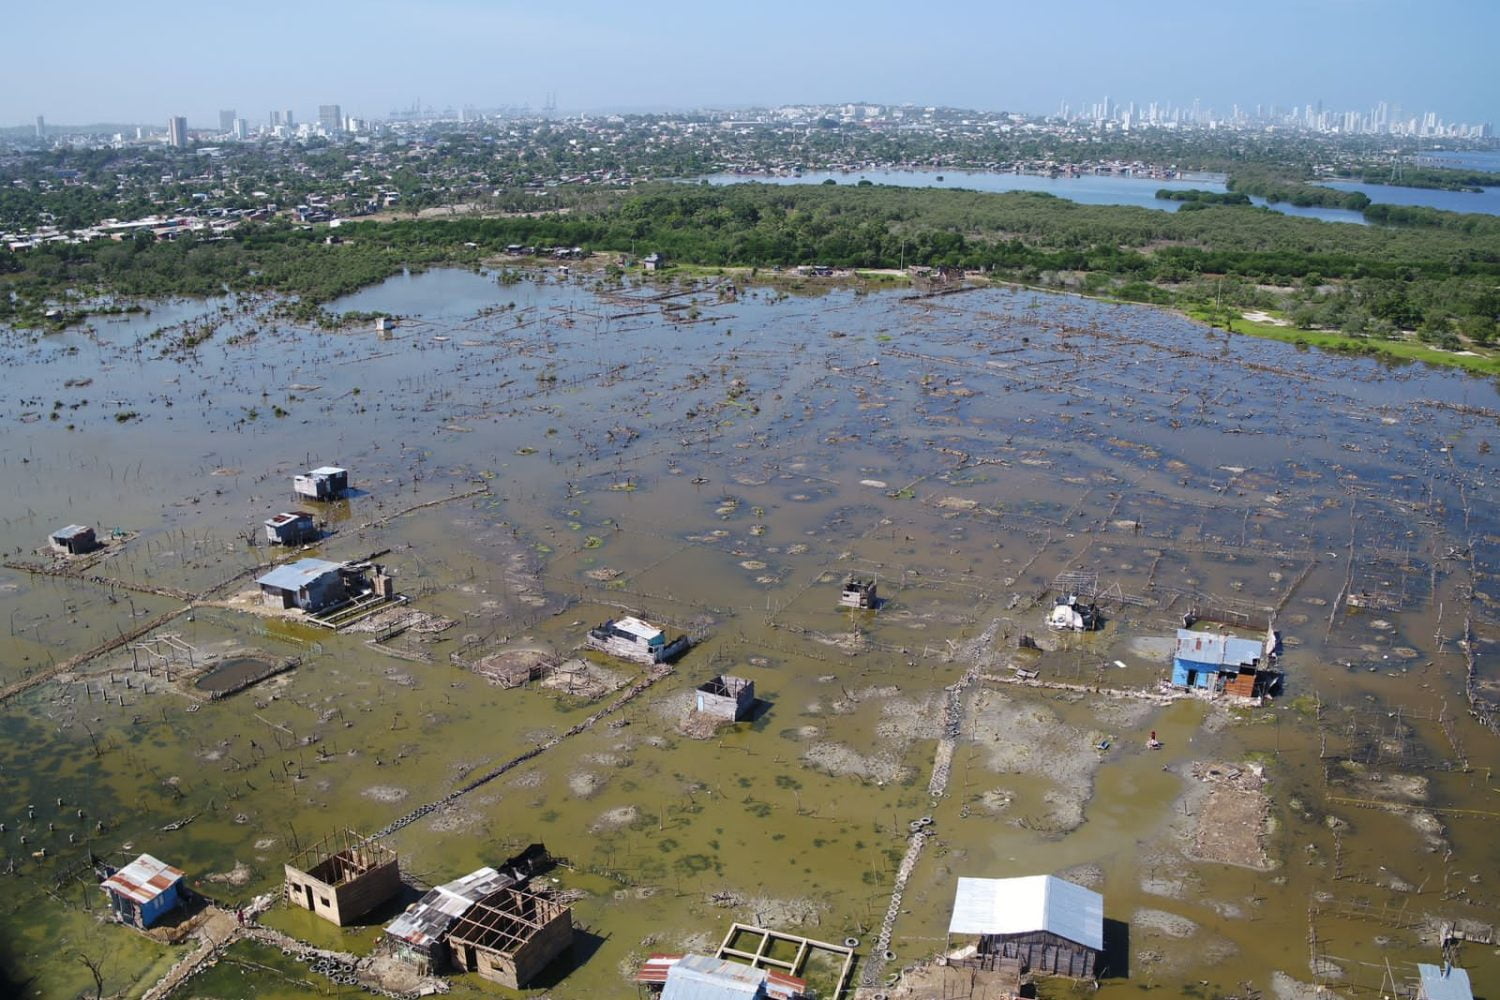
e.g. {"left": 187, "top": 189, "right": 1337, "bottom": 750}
{"left": 1171, "top": 627, "right": 1280, "bottom": 698}
{"left": 101, "top": 854, "right": 185, "bottom": 929}
{"left": 257, "top": 558, "right": 347, "bottom": 611}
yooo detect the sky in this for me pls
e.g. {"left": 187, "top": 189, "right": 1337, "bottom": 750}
{"left": 10, "top": 0, "right": 1498, "bottom": 128}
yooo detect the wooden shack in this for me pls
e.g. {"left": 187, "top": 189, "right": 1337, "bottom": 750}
{"left": 50, "top": 524, "right": 97, "bottom": 555}
{"left": 264, "top": 511, "right": 318, "bottom": 546}
{"left": 284, "top": 830, "right": 400, "bottom": 926}
{"left": 100, "top": 853, "right": 185, "bottom": 929}
{"left": 294, "top": 466, "right": 349, "bottom": 501}
{"left": 839, "top": 576, "right": 878, "bottom": 610}
{"left": 947, "top": 875, "right": 1103, "bottom": 980}
{"left": 695, "top": 675, "right": 755, "bottom": 721}
{"left": 445, "top": 886, "right": 573, "bottom": 989}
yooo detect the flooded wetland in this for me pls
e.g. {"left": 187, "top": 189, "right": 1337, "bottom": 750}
{"left": 1, "top": 264, "right": 1498, "bottom": 999}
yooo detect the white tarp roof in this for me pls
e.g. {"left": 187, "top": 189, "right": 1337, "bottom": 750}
{"left": 948, "top": 875, "right": 1103, "bottom": 951}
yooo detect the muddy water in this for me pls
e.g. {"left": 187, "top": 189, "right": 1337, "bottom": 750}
{"left": 1, "top": 269, "right": 1497, "bottom": 998}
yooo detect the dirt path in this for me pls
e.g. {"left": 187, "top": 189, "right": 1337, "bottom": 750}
{"left": 861, "top": 616, "right": 1002, "bottom": 988}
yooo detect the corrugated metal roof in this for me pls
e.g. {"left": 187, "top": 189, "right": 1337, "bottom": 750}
{"left": 1418, "top": 963, "right": 1473, "bottom": 1000}
{"left": 613, "top": 616, "right": 665, "bottom": 642}
{"left": 256, "top": 557, "right": 343, "bottom": 591}
{"left": 101, "top": 853, "right": 184, "bottom": 905}
{"left": 1174, "top": 629, "right": 1263, "bottom": 669}
{"left": 266, "top": 511, "right": 314, "bottom": 527}
{"left": 385, "top": 867, "right": 514, "bottom": 948}
{"left": 661, "top": 954, "right": 768, "bottom": 1000}
{"left": 385, "top": 868, "right": 510, "bottom": 946}
{"left": 52, "top": 524, "right": 91, "bottom": 538}
{"left": 308, "top": 466, "right": 346, "bottom": 476}
{"left": 948, "top": 875, "right": 1104, "bottom": 952}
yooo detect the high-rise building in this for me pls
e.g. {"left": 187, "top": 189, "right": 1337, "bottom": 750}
{"left": 284, "top": 109, "right": 295, "bottom": 126}
{"left": 318, "top": 104, "right": 342, "bottom": 134}
{"left": 233, "top": 117, "right": 249, "bottom": 141}
{"left": 35, "top": 115, "right": 44, "bottom": 138}
{"left": 219, "top": 108, "right": 236, "bottom": 133}
{"left": 167, "top": 115, "right": 188, "bottom": 148}
{"left": 270, "top": 110, "right": 282, "bottom": 126}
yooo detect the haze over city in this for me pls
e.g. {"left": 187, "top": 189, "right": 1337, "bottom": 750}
{"left": 10, "top": 0, "right": 1498, "bottom": 126}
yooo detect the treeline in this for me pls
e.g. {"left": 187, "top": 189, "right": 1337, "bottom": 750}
{"left": 1225, "top": 167, "right": 1371, "bottom": 210}
{"left": 1345, "top": 166, "right": 1500, "bottom": 192}
{"left": 3, "top": 181, "right": 1498, "bottom": 348}
{"left": 1155, "top": 189, "right": 1252, "bottom": 205}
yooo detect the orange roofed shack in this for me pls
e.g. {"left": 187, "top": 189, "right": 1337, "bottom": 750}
{"left": 100, "top": 853, "right": 185, "bottom": 929}
{"left": 284, "top": 830, "right": 400, "bottom": 926}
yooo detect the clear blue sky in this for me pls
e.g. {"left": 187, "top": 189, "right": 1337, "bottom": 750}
{"left": 12, "top": 0, "right": 1497, "bottom": 127}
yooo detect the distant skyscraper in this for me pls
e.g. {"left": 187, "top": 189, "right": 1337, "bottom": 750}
{"left": 318, "top": 104, "right": 342, "bottom": 133}
{"left": 35, "top": 114, "right": 44, "bottom": 138}
{"left": 219, "top": 108, "right": 236, "bottom": 133}
{"left": 270, "top": 110, "right": 282, "bottom": 127}
{"left": 285, "top": 109, "right": 295, "bottom": 126}
{"left": 233, "top": 117, "right": 249, "bottom": 140}
{"left": 167, "top": 115, "right": 188, "bottom": 148}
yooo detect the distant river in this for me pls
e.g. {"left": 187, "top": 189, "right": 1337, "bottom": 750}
{"left": 698, "top": 169, "right": 1371, "bottom": 224}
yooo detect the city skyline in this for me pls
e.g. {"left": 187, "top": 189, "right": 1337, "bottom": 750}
{"left": 7, "top": 0, "right": 1496, "bottom": 128}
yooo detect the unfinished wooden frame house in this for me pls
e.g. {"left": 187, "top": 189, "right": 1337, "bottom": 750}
{"left": 445, "top": 885, "right": 573, "bottom": 989}
{"left": 284, "top": 830, "right": 401, "bottom": 926}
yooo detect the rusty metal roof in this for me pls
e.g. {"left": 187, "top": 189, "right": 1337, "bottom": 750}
{"left": 101, "top": 854, "right": 183, "bottom": 905}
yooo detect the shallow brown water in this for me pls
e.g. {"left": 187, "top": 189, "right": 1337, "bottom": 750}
{"left": 0, "top": 269, "right": 1496, "bottom": 998}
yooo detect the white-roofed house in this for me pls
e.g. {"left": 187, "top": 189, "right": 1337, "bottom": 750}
{"left": 947, "top": 874, "right": 1104, "bottom": 979}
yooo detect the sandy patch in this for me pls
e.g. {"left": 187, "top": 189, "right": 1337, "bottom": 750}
{"left": 363, "top": 785, "right": 408, "bottom": 803}
{"left": 203, "top": 861, "right": 253, "bottom": 887}
{"left": 801, "top": 742, "right": 908, "bottom": 784}
{"left": 1133, "top": 907, "right": 1199, "bottom": 938}
{"left": 569, "top": 771, "right": 608, "bottom": 798}
{"left": 591, "top": 805, "right": 639, "bottom": 831}
{"left": 968, "top": 692, "right": 1107, "bottom": 833}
